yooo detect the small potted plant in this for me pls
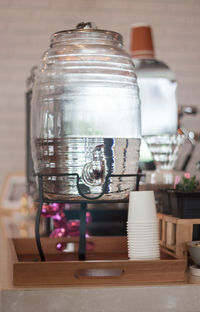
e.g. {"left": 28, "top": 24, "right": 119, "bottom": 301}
{"left": 168, "top": 173, "right": 200, "bottom": 218}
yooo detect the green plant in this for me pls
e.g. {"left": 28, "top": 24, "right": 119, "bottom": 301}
{"left": 175, "top": 175, "right": 199, "bottom": 192}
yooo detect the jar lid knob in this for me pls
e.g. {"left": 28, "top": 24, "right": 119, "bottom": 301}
{"left": 76, "top": 22, "right": 97, "bottom": 29}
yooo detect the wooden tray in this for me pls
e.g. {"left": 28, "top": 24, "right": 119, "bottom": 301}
{"left": 10, "top": 236, "right": 187, "bottom": 287}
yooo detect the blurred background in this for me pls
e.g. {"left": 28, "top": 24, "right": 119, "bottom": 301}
{"left": 0, "top": 0, "right": 200, "bottom": 189}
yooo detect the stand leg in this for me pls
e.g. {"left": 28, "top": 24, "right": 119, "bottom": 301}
{"left": 35, "top": 175, "right": 45, "bottom": 261}
{"left": 136, "top": 175, "right": 140, "bottom": 191}
{"left": 44, "top": 218, "right": 51, "bottom": 236}
{"left": 136, "top": 170, "right": 142, "bottom": 191}
{"left": 78, "top": 202, "right": 87, "bottom": 260}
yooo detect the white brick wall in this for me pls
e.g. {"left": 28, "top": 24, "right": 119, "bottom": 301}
{"left": 0, "top": 0, "right": 200, "bottom": 187}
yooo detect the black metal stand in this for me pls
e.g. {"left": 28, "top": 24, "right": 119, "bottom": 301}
{"left": 79, "top": 202, "right": 87, "bottom": 260}
{"left": 35, "top": 172, "right": 144, "bottom": 261}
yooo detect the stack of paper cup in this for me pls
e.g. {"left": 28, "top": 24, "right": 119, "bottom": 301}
{"left": 127, "top": 191, "right": 160, "bottom": 260}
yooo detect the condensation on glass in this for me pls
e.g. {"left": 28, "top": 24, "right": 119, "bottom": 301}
{"left": 31, "top": 23, "right": 141, "bottom": 200}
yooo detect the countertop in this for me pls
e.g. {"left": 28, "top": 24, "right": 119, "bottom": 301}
{"left": 1, "top": 213, "right": 200, "bottom": 312}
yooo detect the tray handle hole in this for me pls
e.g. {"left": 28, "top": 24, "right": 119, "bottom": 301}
{"left": 74, "top": 268, "right": 124, "bottom": 278}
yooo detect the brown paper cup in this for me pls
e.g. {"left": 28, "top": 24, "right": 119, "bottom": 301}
{"left": 130, "top": 25, "right": 154, "bottom": 58}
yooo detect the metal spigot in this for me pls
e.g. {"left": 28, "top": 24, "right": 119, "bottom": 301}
{"left": 178, "top": 105, "right": 198, "bottom": 119}
{"left": 82, "top": 144, "right": 105, "bottom": 187}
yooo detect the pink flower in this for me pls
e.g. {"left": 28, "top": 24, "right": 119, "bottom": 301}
{"left": 184, "top": 172, "right": 191, "bottom": 179}
{"left": 174, "top": 176, "right": 181, "bottom": 189}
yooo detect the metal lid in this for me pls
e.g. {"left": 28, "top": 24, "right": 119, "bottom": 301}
{"left": 50, "top": 22, "right": 123, "bottom": 47}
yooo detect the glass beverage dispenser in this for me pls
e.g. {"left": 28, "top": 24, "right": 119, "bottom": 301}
{"left": 31, "top": 23, "right": 141, "bottom": 200}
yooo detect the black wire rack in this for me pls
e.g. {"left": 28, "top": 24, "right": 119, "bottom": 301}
{"left": 35, "top": 172, "right": 144, "bottom": 262}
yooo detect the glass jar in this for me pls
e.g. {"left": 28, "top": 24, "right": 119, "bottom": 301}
{"left": 31, "top": 23, "right": 141, "bottom": 200}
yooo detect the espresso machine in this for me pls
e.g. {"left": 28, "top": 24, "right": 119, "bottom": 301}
{"left": 130, "top": 25, "right": 186, "bottom": 185}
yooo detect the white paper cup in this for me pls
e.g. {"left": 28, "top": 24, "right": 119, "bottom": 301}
{"left": 128, "top": 240, "right": 159, "bottom": 246}
{"left": 127, "top": 232, "right": 158, "bottom": 236}
{"left": 127, "top": 223, "right": 158, "bottom": 227}
{"left": 129, "top": 256, "right": 160, "bottom": 260}
{"left": 127, "top": 230, "right": 159, "bottom": 235}
{"left": 128, "top": 242, "right": 159, "bottom": 247}
{"left": 128, "top": 244, "right": 159, "bottom": 249}
{"left": 128, "top": 240, "right": 159, "bottom": 244}
{"left": 128, "top": 191, "right": 157, "bottom": 223}
{"left": 127, "top": 221, "right": 158, "bottom": 225}
{"left": 127, "top": 228, "right": 158, "bottom": 232}
{"left": 127, "top": 229, "right": 158, "bottom": 233}
{"left": 127, "top": 233, "right": 159, "bottom": 238}
{"left": 128, "top": 250, "right": 160, "bottom": 257}
{"left": 128, "top": 247, "right": 160, "bottom": 252}
{"left": 128, "top": 249, "right": 160, "bottom": 254}
{"left": 127, "top": 225, "right": 159, "bottom": 231}
{"left": 127, "top": 227, "right": 158, "bottom": 231}
{"left": 127, "top": 231, "right": 158, "bottom": 235}
{"left": 128, "top": 237, "right": 159, "bottom": 247}
{"left": 128, "top": 228, "right": 158, "bottom": 233}
{"left": 127, "top": 243, "right": 159, "bottom": 248}
{"left": 127, "top": 235, "right": 159, "bottom": 239}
